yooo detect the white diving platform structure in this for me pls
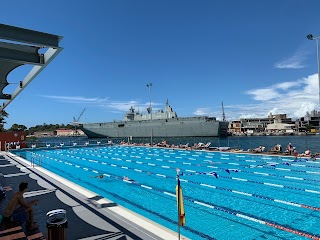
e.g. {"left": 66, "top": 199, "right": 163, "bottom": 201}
{"left": 0, "top": 24, "right": 63, "bottom": 111}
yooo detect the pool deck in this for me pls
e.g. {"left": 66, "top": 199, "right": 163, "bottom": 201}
{"left": 0, "top": 151, "right": 186, "bottom": 240}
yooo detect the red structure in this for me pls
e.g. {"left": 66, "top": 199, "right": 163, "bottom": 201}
{"left": 0, "top": 131, "right": 27, "bottom": 150}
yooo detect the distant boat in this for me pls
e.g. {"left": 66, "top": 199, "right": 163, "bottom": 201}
{"left": 75, "top": 100, "right": 229, "bottom": 138}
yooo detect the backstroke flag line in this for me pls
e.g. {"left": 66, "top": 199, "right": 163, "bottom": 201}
{"left": 176, "top": 183, "right": 186, "bottom": 227}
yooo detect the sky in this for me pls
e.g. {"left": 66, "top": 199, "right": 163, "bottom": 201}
{"left": 1, "top": 0, "right": 320, "bottom": 128}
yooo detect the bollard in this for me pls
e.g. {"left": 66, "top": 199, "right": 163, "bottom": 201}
{"left": 46, "top": 209, "right": 67, "bottom": 240}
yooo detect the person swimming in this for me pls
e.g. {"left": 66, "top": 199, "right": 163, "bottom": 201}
{"left": 122, "top": 176, "right": 136, "bottom": 183}
{"left": 90, "top": 174, "right": 104, "bottom": 179}
{"left": 209, "top": 172, "right": 218, "bottom": 179}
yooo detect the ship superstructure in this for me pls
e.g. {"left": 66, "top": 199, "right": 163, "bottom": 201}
{"left": 77, "top": 100, "right": 228, "bottom": 138}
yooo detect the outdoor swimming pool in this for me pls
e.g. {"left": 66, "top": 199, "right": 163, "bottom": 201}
{"left": 13, "top": 146, "right": 320, "bottom": 240}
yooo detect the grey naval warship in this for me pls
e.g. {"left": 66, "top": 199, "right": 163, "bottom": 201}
{"left": 77, "top": 100, "right": 229, "bottom": 138}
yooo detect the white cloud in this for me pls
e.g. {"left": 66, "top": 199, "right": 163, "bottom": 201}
{"left": 293, "top": 102, "right": 317, "bottom": 118}
{"left": 41, "top": 95, "right": 107, "bottom": 103}
{"left": 273, "top": 81, "right": 301, "bottom": 90}
{"left": 41, "top": 95, "right": 162, "bottom": 113}
{"left": 193, "top": 108, "right": 211, "bottom": 116}
{"left": 193, "top": 73, "right": 320, "bottom": 121}
{"left": 43, "top": 73, "right": 319, "bottom": 122}
{"left": 274, "top": 49, "right": 307, "bottom": 69}
{"left": 246, "top": 88, "right": 279, "bottom": 101}
{"left": 238, "top": 113, "right": 263, "bottom": 119}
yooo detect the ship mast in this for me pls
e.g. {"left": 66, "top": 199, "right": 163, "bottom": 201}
{"left": 222, "top": 101, "right": 226, "bottom": 122}
{"left": 147, "top": 83, "right": 153, "bottom": 146}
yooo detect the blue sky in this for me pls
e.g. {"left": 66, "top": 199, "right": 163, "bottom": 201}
{"left": 1, "top": 0, "right": 320, "bottom": 128}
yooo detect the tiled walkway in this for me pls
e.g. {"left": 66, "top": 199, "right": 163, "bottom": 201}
{"left": 0, "top": 152, "right": 182, "bottom": 240}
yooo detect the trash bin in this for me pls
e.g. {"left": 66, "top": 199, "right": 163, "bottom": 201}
{"left": 46, "top": 209, "right": 67, "bottom": 240}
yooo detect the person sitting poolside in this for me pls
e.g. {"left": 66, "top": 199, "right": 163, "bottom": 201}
{"left": 270, "top": 144, "right": 281, "bottom": 152}
{"left": 286, "top": 143, "right": 293, "bottom": 154}
{"left": 3, "top": 182, "right": 39, "bottom": 230}
{"left": 298, "top": 149, "right": 311, "bottom": 157}
{"left": 292, "top": 147, "right": 298, "bottom": 155}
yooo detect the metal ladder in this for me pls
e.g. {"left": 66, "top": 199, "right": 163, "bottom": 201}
{"left": 31, "top": 154, "right": 42, "bottom": 167}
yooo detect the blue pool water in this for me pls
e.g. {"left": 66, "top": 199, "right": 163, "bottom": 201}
{"left": 13, "top": 146, "right": 320, "bottom": 240}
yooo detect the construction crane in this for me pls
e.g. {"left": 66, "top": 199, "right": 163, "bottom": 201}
{"left": 72, "top": 108, "right": 86, "bottom": 136}
{"left": 221, "top": 101, "right": 226, "bottom": 122}
{"left": 73, "top": 108, "right": 86, "bottom": 123}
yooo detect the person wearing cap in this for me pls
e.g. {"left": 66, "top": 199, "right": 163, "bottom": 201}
{"left": 3, "top": 182, "right": 39, "bottom": 230}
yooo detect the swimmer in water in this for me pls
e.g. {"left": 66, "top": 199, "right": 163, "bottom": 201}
{"left": 91, "top": 175, "right": 104, "bottom": 179}
{"left": 122, "top": 176, "right": 136, "bottom": 183}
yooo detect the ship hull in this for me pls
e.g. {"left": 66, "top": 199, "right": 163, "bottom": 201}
{"left": 78, "top": 118, "right": 228, "bottom": 138}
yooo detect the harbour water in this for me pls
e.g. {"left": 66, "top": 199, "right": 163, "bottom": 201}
{"left": 29, "top": 135, "right": 320, "bottom": 154}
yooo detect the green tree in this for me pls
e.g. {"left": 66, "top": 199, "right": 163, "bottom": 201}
{"left": 27, "top": 123, "right": 75, "bottom": 135}
{"left": 0, "top": 110, "right": 8, "bottom": 132}
{"left": 305, "top": 124, "right": 313, "bottom": 131}
{"left": 9, "top": 124, "right": 27, "bottom": 132}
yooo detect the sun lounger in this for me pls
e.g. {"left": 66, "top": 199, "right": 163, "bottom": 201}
{"left": 194, "top": 142, "right": 211, "bottom": 149}
{"left": 251, "top": 146, "right": 265, "bottom": 153}
{"left": 208, "top": 146, "right": 230, "bottom": 151}
{"left": 218, "top": 147, "right": 230, "bottom": 151}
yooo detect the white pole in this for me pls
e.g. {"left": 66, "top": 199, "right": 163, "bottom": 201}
{"left": 316, "top": 37, "right": 320, "bottom": 108}
{"left": 147, "top": 83, "right": 153, "bottom": 146}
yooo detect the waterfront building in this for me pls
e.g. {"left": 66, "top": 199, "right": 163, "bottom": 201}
{"left": 228, "top": 120, "right": 241, "bottom": 133}
{"left": 297, "top": 110, "right": 320, "bottom": 131}
{"left": 54, "top": 128, "right": 74, "bottom": 136}
{"left": 229, "top": 113, "right": 295, "bottom": 134}
{"left": 33, "top": 131, "right": 54, "bottom": 137}
{"left": 266, "top": 123, "right": 295, "bottom": 134}
{"left": 54, "top": 128, "right": 86, "bottom": 136}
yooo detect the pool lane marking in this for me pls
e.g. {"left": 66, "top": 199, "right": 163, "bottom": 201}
{"left": 218, "top": 156, "right": 320, "bottom": 170}
{"left": 58, "top": 154, "right": 320, "bottom": 197}
{"left": 42, "top": 153, "right": 320, "bottom": 203}
{"left": 72, "top": 150, "right": 320, "bottom": 182}
{"left": 58, "top": 153, "right": 320, "bottom": 215}
{"left": 40, "top": 153, "right": 320, "bottom": 212}
{"left": 61, "top": 150, "right": 320, "bottom": 184}
{"left": 220, "top": 175, "right": 320, "bottom": 195}
{"left": 36, "top": 152, "right": 320, "bottom": 195}
{"left": 232, "top": 162, "right": 320, "bottom": 176}
{"left": 67, "top": 149, "right": 320, "bottom": 178}
{"left": 43, "top": 156, "right": 320, "bottom": 240}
